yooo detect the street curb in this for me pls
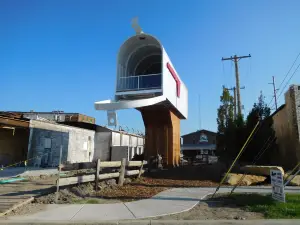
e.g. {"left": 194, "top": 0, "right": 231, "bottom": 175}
{"left": 1, "top": 219, "right": 300, "bottom": 225}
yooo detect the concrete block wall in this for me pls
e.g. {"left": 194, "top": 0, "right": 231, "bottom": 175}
{"left": 111, "top": 131, "right": 144, "bottom": 148}
{"left": 272, "top": 84, "right": 300, "bottom": 168}
{"left": 94, "top": 132, "right": 111, "bottom": 161}
{"left": 28, "top": 120, "right": 95, "bottom": 166}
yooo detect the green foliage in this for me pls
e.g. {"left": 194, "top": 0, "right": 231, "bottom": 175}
{"left": 216, "top": 90, "right": 277, "bottom": 164}
{"left": 229, "top": 193, "right": 300, "bottom": 219}
{"left": 73, "top": 198, "right": 100, "bottom": 204}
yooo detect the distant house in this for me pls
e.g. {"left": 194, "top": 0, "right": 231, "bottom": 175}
{"left": 181, "top": 129, "right": 217, "bottom": 163}
{"left": 181, "top": 129, "right": 217, "bottom": 145}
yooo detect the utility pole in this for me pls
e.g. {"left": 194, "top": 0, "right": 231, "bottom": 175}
{"left": 268, "top": 76, "right": 278, "bottom": 110}
{"left": 222, "top": 54, "right": 251, "bottom": 116}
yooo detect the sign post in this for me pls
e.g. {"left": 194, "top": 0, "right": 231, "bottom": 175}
{"left": 270, "top": 169, "right": 285, "bottom": 203}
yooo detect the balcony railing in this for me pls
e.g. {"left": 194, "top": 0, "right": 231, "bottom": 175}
{"left": 116, "top": 73, "right": 162, "bottom": 92}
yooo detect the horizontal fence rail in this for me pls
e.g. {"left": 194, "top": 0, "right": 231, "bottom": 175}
{"left": 57, "top": 159, "right": 147, "bottom": 188}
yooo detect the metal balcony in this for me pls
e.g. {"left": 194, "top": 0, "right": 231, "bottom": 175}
{"left": 116, "top": 73, "right": 162, "bottom": 92}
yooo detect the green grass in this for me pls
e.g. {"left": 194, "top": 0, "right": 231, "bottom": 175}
{"left": 73, "top": 198, "right": 100, "bottom": 204}
{"left": 228, "top": 193, "right": 300, "bottom": 219}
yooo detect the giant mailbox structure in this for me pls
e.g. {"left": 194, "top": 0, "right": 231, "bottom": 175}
{"left": 95, "top": 27, "right": 188, "bottom": 166}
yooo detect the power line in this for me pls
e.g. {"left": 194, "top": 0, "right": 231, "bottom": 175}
{"left": 214, "top": 52, "right": 299, "bottom": 197}
{"left": 277, "top": 62, "right": 300, "bottom": 100}
{"left": 229, "top": 55, "right": 300, "bottom": 194}
{"left": 268, "top": 52, "right": 300, "bottom": 108}
{"left": 277, "top": 52, "right": 300, "bottom": 91}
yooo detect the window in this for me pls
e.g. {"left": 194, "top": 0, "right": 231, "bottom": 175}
{"left": 83, "top": 142, "right": 88, "bottom": 150}
{"left": 54, "top": 115, "right": 61, "bottom": 121}
{"left": 298, "top": 86, "right": 300, "bottom": 90}
{"left": 44, "top": 138, "right": 51, "bottom": 148}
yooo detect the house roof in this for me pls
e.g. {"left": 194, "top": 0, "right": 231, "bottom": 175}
{"left": 181, "top": 143, "right": 216, "bottom": 150}
{"left": 181, "top": 129, "right": 217, "bottom": 137}
{"left": 0, "top": 115, "right": 29, "bottom": 128}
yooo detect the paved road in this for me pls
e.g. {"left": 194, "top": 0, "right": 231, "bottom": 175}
{"left": 3, "top": 186, "right": 300, "bottom": 222}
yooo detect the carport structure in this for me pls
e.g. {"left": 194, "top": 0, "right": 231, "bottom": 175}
{"left": 0, "top": 113, "right": 30, "bottom": 166}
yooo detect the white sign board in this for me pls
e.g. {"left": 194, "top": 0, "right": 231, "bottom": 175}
{"left": 270, "top": 169, "right": 285, "bottom": 203}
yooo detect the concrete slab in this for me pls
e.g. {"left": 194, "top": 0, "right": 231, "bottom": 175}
{"left": 4, "top": 186, "right": 300, "bottom": 222}
{"left": 156, "top": 187, "right": 212, "bottom": 200}
{"left": 71, "top": 203, "right": 135, "bottom": 221}
{"left": 10, "top": 204, "right": 84, "bottom": 221}
{"left": 0, "top": 167, "right": 58, "bottom": 179}
{"left": 125, "top": 198, "right": 197, "bottom": 219}
{"left": 152, "top": 189, "right": 203, "bottom": 202}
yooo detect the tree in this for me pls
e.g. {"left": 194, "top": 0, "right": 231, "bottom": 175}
{"left": 216, "top": 87, "right": 236, "bottom": 159}
{"left": 241, "top": 91, "right": 275, "bottom": 163}
{"left": 246, "top": 91, "right": 271, "bottom": 127}
{"left": 216, "top": 90, "right": 277, "bottom": 164}
{"left": 217, "top": 86, "right": 234, "bottom": 134}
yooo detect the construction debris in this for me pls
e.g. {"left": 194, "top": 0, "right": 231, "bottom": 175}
{"left": 224, "top": 173, "right": 267, "bottom": 186}
{"left": 241, "top": 165, "right": 284, "bottom": 176}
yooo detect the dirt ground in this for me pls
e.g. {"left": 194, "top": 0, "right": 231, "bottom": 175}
{"left": 36, "top": 164, "right": 224, "bottom": 202}
{"left": 3, "top": 163, "right": 228, "bottom": 218}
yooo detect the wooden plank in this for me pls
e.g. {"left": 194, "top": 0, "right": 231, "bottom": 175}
{"left": 101, "top": 161, "right": 121, "bottom": 168}
{"left": 60, "top": 160, "right": 147, "bottom": 171}
{"left": 98, "top": 172, "right": 120, "bottom": 180}
{"left": 125, "top": 170, "right": 145, "bottom": 176}
{"left": 59, "top": 172, "right": 121, "bottom": 187}
{"left": 118, "top": 158, "right": 126, "bottom": 186}
{"left": 102, "top": 161, "right": 147, "bottom": 167}
{"left": 60, "top": 162, "right": 96, "bottom": 171}
{"left": 127, "top": 161, "right": 142, "bottom": 167}
{"left": 58, "top": 174, "right": 95, "bottom": 186}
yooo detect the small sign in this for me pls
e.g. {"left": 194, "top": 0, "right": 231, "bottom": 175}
{"left": 270, "top": 169, "right": 285, "bottom": 203}
{"left": 107, "top": 110, "right": 118, "bottom": 126}
{"left": 199, "top": 133, "right": 208, "bottom": 143}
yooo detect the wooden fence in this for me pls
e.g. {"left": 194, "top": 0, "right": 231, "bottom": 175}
{"left": 57, "top": 158, "right": 147, "bottom": 189}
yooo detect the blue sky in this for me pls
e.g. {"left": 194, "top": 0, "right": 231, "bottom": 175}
{"left": 1, "top": 0, "right": 300, "bottom": 135}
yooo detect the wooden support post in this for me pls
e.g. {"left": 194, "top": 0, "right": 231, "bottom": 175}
{"left": 138, "top": 161, "right": 144, "bottom": 178}
{"left": 95, "top": 159, "right": 101, "bottom": 191}
{"left": 118, "top": 158, "right": 126, "bottom": 186}
{"left": 55, "top": 145, "right": 63, "bottom": 203}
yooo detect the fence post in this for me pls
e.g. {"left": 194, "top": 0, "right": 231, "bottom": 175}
{"left": 138, "top": 161, "right": 144, "bottom": 178}
{"left": 95, "top": 159, "right": 101, "bottom": 191}
{"left": 118, "top": 158, "right": 126, "bottom": 186}
{"left": 55, "top": 145, "right": 63, "bottom": 203}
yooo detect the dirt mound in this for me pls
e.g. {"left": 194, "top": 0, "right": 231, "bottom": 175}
{"left": 34, "top": 183, "right": 96, "bottom": 204}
